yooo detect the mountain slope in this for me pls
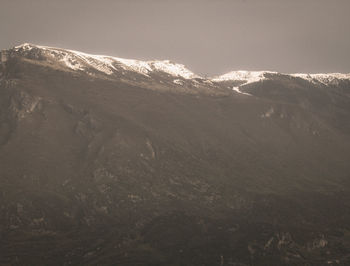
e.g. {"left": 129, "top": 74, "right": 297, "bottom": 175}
{"left": 0, "top": 44, "right": 350, "bottom": 265}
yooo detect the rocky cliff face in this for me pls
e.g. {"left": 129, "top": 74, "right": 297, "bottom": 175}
{"left": 0, "top": 44, "right": 350, "bottom": 265}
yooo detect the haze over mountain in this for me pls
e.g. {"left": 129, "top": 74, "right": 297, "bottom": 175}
{"left": 1, "top": 44, "right": 350, "bottom": 265}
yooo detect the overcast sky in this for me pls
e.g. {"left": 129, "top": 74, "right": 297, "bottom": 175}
{"left": 1, "top": 0, "right": 349, "bottom": 76}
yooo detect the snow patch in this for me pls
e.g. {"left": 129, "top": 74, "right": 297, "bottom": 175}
{"left": 212, "top": 70, "right": 277, "bottom": 83}
{"left": 115, "top": 58, "right": 151, "bottom": 76}
{"left": 232, "top": 86, "right": 251, "bottom": 96}
{"left": 150, "top": 60, "right": 199, "bottom": 79}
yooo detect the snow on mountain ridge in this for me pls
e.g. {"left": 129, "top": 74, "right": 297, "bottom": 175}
{"left": 211, "top": 71, "right": 277, "bottom": 95}
{"left": 12, "top": 43, "right": 350, "bottom": 85}
{"left": 291, "top": 73, "right": 350, "bottom": 85}
{"left": 211, "top": 70, "right": 278, "bottom": 89}
{"left": 212, "top": 70, "right": 278, "bottom": 82}
{"left": 213, "top": 70, "right": 350, "bottom": 86}
{"left": 14, "top": 43, "right": 200, "bottom": 79}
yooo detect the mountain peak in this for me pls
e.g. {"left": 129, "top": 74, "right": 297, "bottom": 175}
{"left": 291, "top": 73, "right": 350, "bottom": 85}
{"left": 212, "top": 70, "right": 277, "bottom": 81}
{"left": 12, "top": 43, "right": 201, "bottom": 79}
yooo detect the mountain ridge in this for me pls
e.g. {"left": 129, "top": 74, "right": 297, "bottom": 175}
{"left": 2, "top": 43, "right": 350, "bottom": 85}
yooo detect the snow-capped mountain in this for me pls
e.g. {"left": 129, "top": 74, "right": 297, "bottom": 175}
{"left": 7, "top": 43, "right": 350, "bottom": 88}
{"left": 212, "top": 70, "right": 350, "bottom": 86}
{"left": 1, "top": 43, "right": 350, "bottom": 265}
{"left": 14, "top": 43, "right": 200, "bottom": 79}
{"left": 291, "top": 73, "right": 350, "bottom": 85}
{"left": 1, "top": 43, "right": 350, "bottom": 99}
{"left": 212, "top": 70, "right": 277, "bottom": 83}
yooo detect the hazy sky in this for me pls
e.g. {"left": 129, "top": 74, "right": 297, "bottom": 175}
{"left": 1, "top": 0, "right": 350, "bottom": 76}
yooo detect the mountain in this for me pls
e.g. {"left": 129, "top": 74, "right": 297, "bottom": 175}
{"left": 0, "top": 43, "right": 350, "bottom": 265}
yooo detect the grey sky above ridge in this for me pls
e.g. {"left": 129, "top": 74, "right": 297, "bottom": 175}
{"left": 1, "top": 0, "right": 350, "bottom": 76}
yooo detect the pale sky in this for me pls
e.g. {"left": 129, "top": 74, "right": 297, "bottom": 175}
{"left": 1, "top": 0, "right": 349, "bottom": 76}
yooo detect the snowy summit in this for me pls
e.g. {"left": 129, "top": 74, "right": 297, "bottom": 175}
{"left": 14, "top": 43, "right": 200, "bottom": 79}
{"left": 10, "top": 43, "right": 350, "bottom": 88}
